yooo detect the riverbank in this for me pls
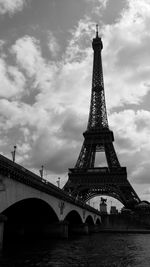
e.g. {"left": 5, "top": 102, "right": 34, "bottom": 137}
{"left": 99, "top": 228, "right": 150, "bottom": 234}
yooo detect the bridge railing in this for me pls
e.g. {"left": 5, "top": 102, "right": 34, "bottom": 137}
{"left": 0, "top": 154, "right": 101, "bottom": 215}
{"left": 69, "top": 167, "right": 127, "bottom": 174}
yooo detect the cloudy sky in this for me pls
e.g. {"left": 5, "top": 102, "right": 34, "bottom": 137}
{"left": 0, "top": 0, "right": 150, "bottom": 207}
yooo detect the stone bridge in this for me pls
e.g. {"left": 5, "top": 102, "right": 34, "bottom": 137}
{"left": 0, "top": 154, "right": 101, "bottom": 251}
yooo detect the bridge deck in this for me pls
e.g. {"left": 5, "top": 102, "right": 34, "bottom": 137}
{"left": 0, "top": 154, "right": 100, "bottom": 215}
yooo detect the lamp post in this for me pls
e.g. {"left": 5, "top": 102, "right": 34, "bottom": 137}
{"left": 39, "top": 165, "right": 44, "bottom": 178}
{"left": 56, "top": 177, "right": 61, "bottom": 188}
{"left": 11, "top": 145, "right": 17, "bottom": 162}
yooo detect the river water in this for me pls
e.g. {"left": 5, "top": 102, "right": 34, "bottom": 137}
{"left": 0, "top": 233, "right": 150, "bottom": 267}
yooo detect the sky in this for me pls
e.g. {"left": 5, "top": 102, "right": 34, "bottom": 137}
{"left": 0, "top": 0, "right": 150, "bottom": 209}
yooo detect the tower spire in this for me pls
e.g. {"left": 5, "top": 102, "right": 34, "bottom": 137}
{"left": 88, "top": 24, "right": 108, "bottom": 130}
{"left": 96, "top": 24, "right": 99, "bottom": 38}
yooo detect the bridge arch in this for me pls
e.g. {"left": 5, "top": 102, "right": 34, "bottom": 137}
{"left": 64, "top": 210, "right": 83, "bottom": 235}
{"left": 0, "top": 176, "right": 61, "bottom": 219}
{"left": 62, "top": 205, "right": 84, "bottom": 223}
{"left": 85, "top": 215, "right": 94, "bottom": 225}
{"left": 86, "top": 192, "right": 123, "bottom": 206}
{"left": 2, "top": 198, "right": 59, "bottom": 247}
{"left": 96, "top": 218, "right": 101, "bottom": 225}
{"left": 2, "top": 197, "right": 59, "bottom": 222}
{"left": 64, "top": 210, "right": 83, "bottom": 224}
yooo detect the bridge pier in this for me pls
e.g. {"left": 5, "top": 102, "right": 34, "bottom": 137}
{"left": 0, "top": 214, "right": 7, "bottom": 253}
{"left": 59, "top": 221, "right": 69, "bottom": 238}
{"left": 43, "top": 221, "right": 69, "bottom": 239}
{"left": 89, "top": 224, "right": 101, "bottom": 233}
{"left": 70, "top": 223, "right": 89, "bottom": 235}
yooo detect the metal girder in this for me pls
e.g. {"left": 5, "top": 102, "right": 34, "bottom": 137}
{"left": 75, "top": 132, "right": 120, "bottom": 169}
{"left": 64, "top": 179, "right": 140, "bottom": 209}
{"left": 87, "top": 38, "right": 108, "bottom": 130}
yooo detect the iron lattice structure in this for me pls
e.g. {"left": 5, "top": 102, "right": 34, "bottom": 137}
{"left": 64, "top": 26, "right": 140, "bottom": 209}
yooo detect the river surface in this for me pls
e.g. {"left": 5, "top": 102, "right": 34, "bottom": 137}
{"left": 0, "top": 233, "right": 150, "bottom": 267}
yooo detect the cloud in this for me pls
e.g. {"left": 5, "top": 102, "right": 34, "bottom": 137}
{"left": 2, "top": 100, "right": 51, "bottom": 134}
{"left": 25, "top": 109, "right": 86, "bottom": 172}
{"left": 110, "top": 110, "right": 150, "bottom": 151}
{"left": 64, "top": 17, "right": 94, "bottom": 63}
{"left": 56, "top": 1, "right": 150, "bottom": 111}
{"left": 131, "top": 163, "right": 150, "bottom": 185}
{"left": 5, "top": 32, "right": 92, "bottom": 173}
{"left": 11, "top": 36, "right": 43, "bottom": 77}
{"left": 27, "top": 130, "right": 79, "bottom": 174}
{"left": 11, "top": 35, "right": 58, "bottom": 93}
{"left": 84, "top": 0, "right": 109, "bottom": 14}
{"left": 48, "top": 31, "right": 60, "bottom": 58}
{"left": 101, "top": 0, "right": 150, "bottom": 109}
{"left": 109, "top": 109, "right": 150, "bottom": 183}
{"left": 94, "top": 0, "right": 109, "bottom": 14}
{"left": 0, "top": 58, "right": 26, "bottom": 99}
{"left": 143, "top": 187, "right": 150, "bottom": 196}
{"left": 1, "top": 0, "right": 150, "bottom": 194}
{"left": 0, "top": 0, "right": 29, "bottom": 15}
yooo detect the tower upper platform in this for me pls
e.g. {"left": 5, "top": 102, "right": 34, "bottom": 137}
{"left": 92, "top": 24, "right": 103, "bottom": 50}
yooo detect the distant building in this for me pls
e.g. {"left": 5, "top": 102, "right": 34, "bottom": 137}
{"left": 110, "top": 206, "right": 118, "bottom": 214}
{"left": 99, "top": 197, "right": 107, "bottom": 214}
{"left": 121, "top": 207, "right": 132, "bottom": 214}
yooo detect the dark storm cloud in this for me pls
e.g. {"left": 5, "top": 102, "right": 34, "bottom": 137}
{"left": 23, "top": 110, "right": 87, "bottom": 173}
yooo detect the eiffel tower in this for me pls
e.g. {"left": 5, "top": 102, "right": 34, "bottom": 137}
{"left": 64, "top": 25, "right": 140, "bottom": 209}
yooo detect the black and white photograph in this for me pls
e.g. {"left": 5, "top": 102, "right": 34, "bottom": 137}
{"left": 0, "top": 0, "right": 150, "bottom": 266}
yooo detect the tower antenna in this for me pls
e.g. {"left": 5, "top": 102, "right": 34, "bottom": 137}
{"left": 96, "top": 24, "right": 99, "bottom": 37}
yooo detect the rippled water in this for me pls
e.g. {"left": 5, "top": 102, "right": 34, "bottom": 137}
{"left": 1, "top": 233, "right": 150, "bottom": 266}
